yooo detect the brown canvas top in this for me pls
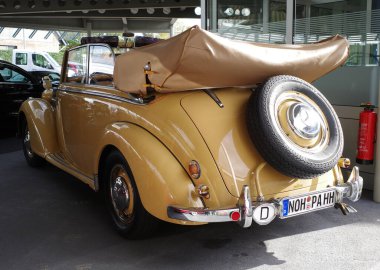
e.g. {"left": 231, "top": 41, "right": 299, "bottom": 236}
{"left": 113, "top": 26, "right": 349, "bottom": 94}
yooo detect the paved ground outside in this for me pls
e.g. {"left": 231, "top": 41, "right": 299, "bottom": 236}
{"left": 0, "top": 136, "right": 380, "bottom": 270}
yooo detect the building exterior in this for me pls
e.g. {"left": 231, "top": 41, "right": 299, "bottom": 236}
{"left": 0, "top": 28, "right": 59, "bottom": 53}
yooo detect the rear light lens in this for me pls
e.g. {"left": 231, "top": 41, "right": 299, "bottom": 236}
{"left": 230, "top": 211, "right": 240, "bottom": 221}
{"left": 189, "top": 160, "right": 201, "bottom": 179}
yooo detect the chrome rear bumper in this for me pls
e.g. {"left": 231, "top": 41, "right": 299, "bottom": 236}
{"left": 167, "top": 166, "right": 363, "bottom": 228}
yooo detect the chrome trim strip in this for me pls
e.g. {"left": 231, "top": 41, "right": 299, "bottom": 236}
{"left": 59, "top": 85, "right": 150, "bottom": 105}
{"left": 167, "top": 206, "right": 239, "bottom": 223}
{"left": 167, "top": 166, "right": 363, "bottom": 227}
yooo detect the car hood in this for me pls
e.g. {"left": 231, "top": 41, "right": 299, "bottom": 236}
{"left": 180, "top": 88, "right": 325, "bottom": 198}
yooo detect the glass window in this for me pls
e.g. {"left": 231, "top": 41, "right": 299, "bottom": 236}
{"left": 0, "top": 67, "right": 31, "bottom": 83}
{"left": 15, "top": 53, "right": 27, "bottom": 65}
{"left": 217, "top": 0, "right": 263, "bottom": 36}
{"left": 89, "top": 45, "right": 114, "bottom": 86}
{"left": 47, "top": 72, "right": 60, "bottom": 82}
{"left": 270, "top": 1, "right": 286, "bottom": 22}
{"left": 65, "top": 46, "right": 88, "bottom": 84}
{"left": 32, "top": 54, "right": 54, "bottom": 69}
{"left": 215, "top": 0, "right": 288, "bottom": 43}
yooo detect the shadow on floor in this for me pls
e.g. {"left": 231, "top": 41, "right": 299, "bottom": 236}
{"left": 0, "top": 134, "right": 21, "bottom": 154}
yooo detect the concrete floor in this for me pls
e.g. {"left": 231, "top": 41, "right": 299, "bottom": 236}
{"left": 0, "top": 137, "right": 380, "bottom": 270}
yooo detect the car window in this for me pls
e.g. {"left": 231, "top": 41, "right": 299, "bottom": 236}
{"left": 32, "top": 54, "right": 53, "bottom": 69}
{"left": 47, "top": 73, "right": 60, "bottom": 82}
{"left": 89, "top": 45, "right": 114, "bottom": 86}
{"left": 15, "top": 53, "right": 27, "bottom": 65}
{"left": 65, "top": 47, "right": 88, "bottom": 84}
{"left": 0, "top": 67, "right": 31, "bottom": 83}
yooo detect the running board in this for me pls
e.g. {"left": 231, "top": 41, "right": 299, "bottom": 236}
{"left": 46, "top": 153, "right": 97, "bottom": 190}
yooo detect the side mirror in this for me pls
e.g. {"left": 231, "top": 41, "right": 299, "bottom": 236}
{"left": 42, "top": 76, "right": 52, "bottom": 90}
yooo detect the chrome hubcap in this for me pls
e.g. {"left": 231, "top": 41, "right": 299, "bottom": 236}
{"left": 24, "top": 130, "right": 33, "bottom": 158}
{"left": 287, "top": 103, "right": 321, "bottom": 139}
{"left": 109, "top": 165, "right": 134, "bottom": 222}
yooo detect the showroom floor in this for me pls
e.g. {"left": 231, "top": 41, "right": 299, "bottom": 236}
{"left": 0, "top": 136, "right": 380, "bottom": 270}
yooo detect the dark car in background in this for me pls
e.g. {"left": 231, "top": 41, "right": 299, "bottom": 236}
{"left": 0, "top": 60, "right": 44, "bottom": 135}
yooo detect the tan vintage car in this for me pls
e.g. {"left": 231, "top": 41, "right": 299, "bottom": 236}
{"left": 19, "top": 26, "right": 363, "bottom": 239}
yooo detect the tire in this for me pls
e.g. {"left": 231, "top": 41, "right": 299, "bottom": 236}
{"left": 103, "top": 150, "right": 158, "bottom": 239}
{"left": 246, "top": 75, "right": 343, "bottom": 179}
{"left": 22, "top": 123, "right": 44, "bottom": 167}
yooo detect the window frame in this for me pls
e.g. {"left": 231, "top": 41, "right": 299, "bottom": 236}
{"left": 15, "top": 52, "right": 28, "bottom": 65}
{"left": 32, "top": 53, "right": 54, "bottom": 70}
{"left": 62, "top": 44, "right": 115, "bottom": 86}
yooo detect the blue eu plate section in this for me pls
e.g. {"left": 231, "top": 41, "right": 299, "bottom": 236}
{"left": 282, "top": 199, "right": 289, "bottom": 217}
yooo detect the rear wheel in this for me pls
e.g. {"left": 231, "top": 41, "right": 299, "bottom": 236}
{"left": 22, "top": 123, "right": 44, "bottom": 167}
{"left": 104, "top": 151, "right": 158, "bottom": 239}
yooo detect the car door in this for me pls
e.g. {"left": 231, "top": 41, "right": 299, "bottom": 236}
{"left": 55, "top": 45, "right": 89, "bottom": 168}
{"left": 56, "top": 45, "right": 114, "bottom": 174}
{"left": 0, "top": 62, "right": 42, "bottom": 131}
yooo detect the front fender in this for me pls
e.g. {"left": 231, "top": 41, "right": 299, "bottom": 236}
{"left": 98, "top": 122, "right": 205, "bottom": 224}
{"left": 19, "top": 99, "right": 58, "bottom": 157}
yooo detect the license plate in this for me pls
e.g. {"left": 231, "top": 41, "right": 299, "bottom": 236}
{"left": 280, "top": 189, "right": 336, "bottom": 218}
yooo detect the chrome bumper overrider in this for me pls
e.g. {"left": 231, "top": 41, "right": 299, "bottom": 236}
{"left": 167, "top": 166, "right": 363, "bottom": 228}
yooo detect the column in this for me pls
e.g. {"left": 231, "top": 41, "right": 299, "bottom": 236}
{"left": 201, "top": 0, "right": 208, "bottom": 30}
{"left": 374, "top": 71, "right": 380, "bottom": 202}
{"left": 263, "top": 0, "right": 269, "bottom": 33}
{"left": 286, "top": 0, "right": 294, "bottom": 44}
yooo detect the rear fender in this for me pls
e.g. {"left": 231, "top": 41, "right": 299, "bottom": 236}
{"left": 97, "top": 122, "right": 204, "bottom": 224}
{"left": 19, "top": 99, "right": 59, "bottom": 157}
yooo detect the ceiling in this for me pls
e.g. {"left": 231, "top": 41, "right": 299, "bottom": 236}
{"left": 0, "top": 0, "right": 201, "bottom": 33}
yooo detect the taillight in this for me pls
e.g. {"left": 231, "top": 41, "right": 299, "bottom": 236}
{"left": 230, "top": 211, "right": 241, "bottom": 221}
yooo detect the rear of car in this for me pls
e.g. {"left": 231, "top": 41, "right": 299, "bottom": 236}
{"left": 167, "top": 82, "right": 362, "bottom": 227}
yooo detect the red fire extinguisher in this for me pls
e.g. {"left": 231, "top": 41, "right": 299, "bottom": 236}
{"left": 356, "top": 103, "right": 377, "bottom": 164}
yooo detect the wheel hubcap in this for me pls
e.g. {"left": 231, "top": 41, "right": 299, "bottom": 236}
{"left": 288, "top": 103, "right": 321, "bottom": 139}
{"left": 109, "top": 165, "right": 134, "bottom": 222}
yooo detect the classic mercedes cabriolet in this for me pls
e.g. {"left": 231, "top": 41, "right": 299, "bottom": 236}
{"left": 19, "top": 26, "right": 363, "bottom": 239}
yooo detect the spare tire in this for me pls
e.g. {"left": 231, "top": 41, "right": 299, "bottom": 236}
{"left": 246, "top": 75, "right": 343, "bottom": 179}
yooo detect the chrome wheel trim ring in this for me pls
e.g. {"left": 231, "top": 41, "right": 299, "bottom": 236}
{"left": 109, "top": 165, "right": 134, "bottom": 223}
{"left": 271, "top": 91, "right": 329, "bottom": 155}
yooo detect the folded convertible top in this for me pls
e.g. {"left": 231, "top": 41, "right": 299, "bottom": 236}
{"left": 114, "top": 26, "right": 349, "bottom": 94}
